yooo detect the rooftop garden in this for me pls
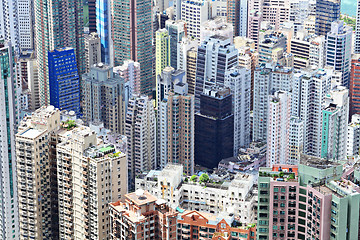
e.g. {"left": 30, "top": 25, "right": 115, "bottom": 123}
{"left": 184, "top": 173, "right": 226, "bottom": 188}
{"left": 62, "top": 119, "right": 76, "bottom": 130}
{"left": 259, "top": 171, "right": 296, "bottom": 181}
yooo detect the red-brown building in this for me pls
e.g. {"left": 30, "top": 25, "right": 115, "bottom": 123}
{"left": 177, "top": 210, "right": 256, "bottom": 240}
{"left": 350, "top": 54, "right": 360, "bottom": 117}
{"left": 109, "top": 190, "right": 178, "bottom": 239}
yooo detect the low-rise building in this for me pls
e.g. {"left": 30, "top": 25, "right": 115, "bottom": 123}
{"left": 135, "top": 164, "right": 257, "bottom": 224}
{"left": 177, "top": 210, "right": 256, "bottom": 240}
{"left": 109, "top": 190, "right": 178, "bottom": 239}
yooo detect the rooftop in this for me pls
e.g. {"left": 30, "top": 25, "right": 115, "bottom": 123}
{"left": 300, "top": 154, "right": 341, "bottom": 169}
{"left": 19, "top": 128, "right": 44, "bottom": 139}
{"left": 126, "top": 190, "right": 158, "bottom": 206}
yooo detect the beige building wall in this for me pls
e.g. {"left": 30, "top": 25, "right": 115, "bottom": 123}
{"left": 16, "top": 106, "right": 61, "bottom": 240}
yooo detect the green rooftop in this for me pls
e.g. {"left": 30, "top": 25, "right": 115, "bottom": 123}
{"left": 99, "top": 146, "right": 115, "bottom": 153}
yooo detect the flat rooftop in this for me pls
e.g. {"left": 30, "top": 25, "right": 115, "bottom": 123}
{"left": 300, "top": 154, "right": 340, "bottom": 169}
{"left": 126, "top": 190, "right": 158, "bottom": 206}
{"left": 20, "top": 128, "right": 44, "bottom": 139}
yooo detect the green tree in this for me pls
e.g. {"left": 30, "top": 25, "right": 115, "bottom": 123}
{"left": 199, "top": 173, "right": 209, "bottom": 184}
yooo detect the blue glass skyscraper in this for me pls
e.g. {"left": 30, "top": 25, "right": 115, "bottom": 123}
{"left": 97, "top": 0, "right": 111, "bottom": 64}
{"left": 48, "top": 48, "right": 81, "bottom": 115}
{"left": 315, "top": 0, "right": 341, "bottom": 36}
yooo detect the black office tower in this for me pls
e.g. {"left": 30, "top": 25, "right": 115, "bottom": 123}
{"left": 195, "top": 86, "right": 234, "bottom": 169}
{"left": 88, "top": 0, "right": 96, "bottom": 32}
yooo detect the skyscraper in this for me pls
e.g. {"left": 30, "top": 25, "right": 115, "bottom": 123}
{"left": 225, "top": 66, "right": 251, "bottom": 155}
{"left": 266, "top": 91, "right": 291, "bottom": 167}
{"left": 350, "top": 54, "right": 360, "bottom": 116}
{"left": 113, "top": 0, "right": 153, "bottom": 95}
{"left": 166, "top": 87, "right": 195, "bottom": 175}
{"left": 57, "top": 126, "right": 127, "bottom": 239}
{"left": 321, "top": 86, "right": 349, "bottom": 160}
{"left": 165, "top": 20, "right": 186, "bottom": 69}
{"left": 315, "top": 0, "right": 340, "bottom": 36}
{"left": 84, "top": 32, "right": 101, "bottom": 73}
{"left": 48, "top": 48, "right": 81, "bottom": 115}
{"left": 181, "top": 0, "right": 214, "bottom": 40}
{"left": 292, "top": 68, "right": 333, "bottom": 157}
{"left": 226, "top": 0, "right": 248, "bottom": 36}
{"left": 252, "top": 64, "right": 293, "bottom": 142}
{"left": 17, "top": 0, "right": 35, "bottom": 51}
{"left": 125, "top": 96, "right": 156, "bottom": 187}
{"left": 155, "top": 29, "right": 170, "bottom": 78}
{"left": 325, "top": 21, "right": 352, "bottom": 87}
{"left": 35, "top": 0, "right": 84, "bottom": 106}
{"left": 82, "top": 63, "right": 126, "bottom": 134}
{"left": 16, "top": 106, "right": 60, "bottom": 240}
{"left": 157, "top": 70, "right": 194, "bottom": 174}
{"left": 195, "top": 86, "right": 234, "bottom": 168}
{"left": 0, "top": 43, "right": 19, "bottom": 240}
{"left": 113, "top": 59, "right": 141, "bottom": 97}
{"left": 355, "top": 0, "right": 360, "bottom": 53}
{"left": 195, "top": 35, "right": 238, "bottom": 111}
{"left": 96, "top": 0, "right": 112, "bottom": 64}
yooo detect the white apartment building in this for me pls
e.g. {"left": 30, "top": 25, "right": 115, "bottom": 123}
{"left": 200, "top": 16, "right": 233, "bottom": 43}
{"left": 135, "top": 164, "right": 257, "bottom": 224}
{"left": 126, "top": 96, "right": 156, "bottom": 186}
{"left": 347, "top": 114, "right": 360, "bottom": 157}
{"left": 292, "top": 67, "right": 333, "bottom": 157}
{"left": 266, "top": 91, "right": 291, "bottom": 167}
{"left": 181, "top": 0, "right": 215, "bottom": 41}
{"left": 253, "top": 63, "right": 293, "bottom": 142}
{"left": 113, "top": 59, "right": 141, "bottom": 97}
{"left": 309, "top": 35, "right": 326, "bottom": 69}
{"left": 225, "top": 66, "right": 251, "bottom": 155}
{"left": 0, "top": 0, "right": 35, "bottom": 52}
{"left": 289, "top": 117, "right": 304, "bottom": 165}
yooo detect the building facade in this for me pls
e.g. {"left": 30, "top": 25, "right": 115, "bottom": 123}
{"left": 315, "top": 0, "right": 340, "bottom": 36}
{"left": 266, "top": 91, "right": 291, "bottom": 167}
{"left": 57, "top": 127, "right": 127, "bottom": 239}
{"left": 195, "top": 87, "right": 234, "bottom": 168}
{"left": 109, "top": 190, "right": 178, "bottom": 239}
{"left": 34, "top": 0, "right": 84, "bottom": 105}
{"left": 195, "top": 35, "right": 238, "bottom": 111}
{"left": 82, "top": 63, "right": 126, "bottom": 134}
{"left": 96, "top": 0, "right": 112, "bottom": 64}
{"left": 325, "top": 21, "right": 352, "bottom": 87}
{"left": 84, "top": 32, "right": 101, "bottom": 73}
{"left": 0, "top": 43, "right": 19, "bottom": 240}
{"left": 226, "top": 0, "right": 247, "bottom": 36}
{"left": 48, "top": 48, "right": 81, "bottom": 115}
{"left": 113, "top": 0, "right": 153, "bottom": 95}
{"left": 126, "top": 96, "right": 156, "bottom": 187}
{"left": 225, "top": 66, "right": 251, "bottom": 155}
